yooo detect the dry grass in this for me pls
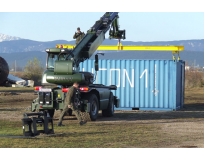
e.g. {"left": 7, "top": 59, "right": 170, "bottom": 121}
{"left": 185, "top": 70, "right": 204, "bottom": 88}
{"left": 0, "top": 87, "right": 34, "bottom": 92}
{"left": 183, "top": 87, "right": 204, "bottom": 111}
{"left": 0, "top": 87, "right": 204, "bottom": 148}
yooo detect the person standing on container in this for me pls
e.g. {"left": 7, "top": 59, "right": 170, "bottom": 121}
{"left": 57, "top": 82, "right": 87, "bottom": 126}
{"left": 73, "top": 27, "right": 85, "bottom": 45}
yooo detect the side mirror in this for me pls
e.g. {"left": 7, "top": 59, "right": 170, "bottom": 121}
{"left": 95, "top": 54, "right": 99, "bottom": 71}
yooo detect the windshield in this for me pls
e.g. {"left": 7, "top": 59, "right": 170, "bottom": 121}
{"left": 47, "top": 54, "right": 58, "bottom": 69}
{"left": 47, "top": 53, "right": 67, "bottom": 69}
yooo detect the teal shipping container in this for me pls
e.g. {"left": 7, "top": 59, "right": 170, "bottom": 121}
{"left": 80, "top": 59, "right": 185, "bottom": 111}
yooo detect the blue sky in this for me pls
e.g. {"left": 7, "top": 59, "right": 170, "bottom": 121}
{"left": 0, "top": 12, "right": 204, "bottom": 42}
{"left": 0, "top": 1, "right": 204, "bottom": 42}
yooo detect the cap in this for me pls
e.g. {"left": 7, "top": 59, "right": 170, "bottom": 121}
{"left": 77, "top": 27, "right": 80, "bottom": 30}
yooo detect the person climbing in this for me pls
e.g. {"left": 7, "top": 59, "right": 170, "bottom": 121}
{"left": 73, "top": 27, "right": 85, "bottom": 45}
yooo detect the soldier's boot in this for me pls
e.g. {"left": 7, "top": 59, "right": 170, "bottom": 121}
{"left": 72, "top": 109, "right": 87, "bottom": 126}
{"left": 57, "top": 122, "right": 65, "bottom": 126}
{"left": 79, "top": 120, "right": 87, "bottom": 126}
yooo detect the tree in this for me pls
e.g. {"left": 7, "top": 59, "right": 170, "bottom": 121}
{"left": 23, "top": 58, "right": 44, "bottom": 85}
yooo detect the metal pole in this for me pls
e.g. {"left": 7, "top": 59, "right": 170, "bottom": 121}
{"left": 15, "top": 60, "right": 16, "bottom": 72}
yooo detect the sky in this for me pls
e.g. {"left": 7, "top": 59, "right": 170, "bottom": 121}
{"left": 0, "top": 1, "right": 204, "bottom": 42}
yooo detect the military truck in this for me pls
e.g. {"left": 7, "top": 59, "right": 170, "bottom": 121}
{"left": 31, "top": 12, "right": 126, "bottom": 121}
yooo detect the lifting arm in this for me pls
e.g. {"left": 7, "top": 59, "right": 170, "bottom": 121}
{"left": 60, "top": 12, "right": 125, "bottom": 68}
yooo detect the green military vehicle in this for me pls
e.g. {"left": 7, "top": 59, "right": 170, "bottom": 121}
{"left": 31, "top": 12, "right": 126, "bottom": 121}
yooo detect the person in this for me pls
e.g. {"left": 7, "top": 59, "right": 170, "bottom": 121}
{"left": 57, "top": 82, "right": 87, "bottom": 126}
{"left": 73, "top": 27, "right": 85, "bottom": 45}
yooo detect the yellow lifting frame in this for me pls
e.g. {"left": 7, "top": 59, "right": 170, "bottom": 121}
{"left": 56, "top": 43, "right": 184, "bottom": 61}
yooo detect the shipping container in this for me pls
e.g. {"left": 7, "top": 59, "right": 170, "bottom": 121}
{"left": 80, "top": 59, "right": 185, "bottom": 111}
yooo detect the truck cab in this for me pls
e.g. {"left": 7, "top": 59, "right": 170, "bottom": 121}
{"left": 31, "top": 48, "right": 119, "bottom": 121}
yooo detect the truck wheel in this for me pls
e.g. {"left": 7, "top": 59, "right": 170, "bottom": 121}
{"left": 88, "top": 94, "right": 99, "bottom": 121}
{"left": 47, "top": 109, "right": 55, "bottom": 118}
{"left": 102, "top": 92, "right": 114, "bottom": 117}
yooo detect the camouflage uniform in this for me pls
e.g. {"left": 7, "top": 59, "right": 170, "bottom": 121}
{"left": 58, "top": 86, "right": 83, "bottom": 125}
{"left": 73, "top": 31, "right": 85, "bottom": 45}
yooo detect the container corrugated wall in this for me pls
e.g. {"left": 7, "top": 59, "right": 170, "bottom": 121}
{"left": 80, "top": 59, "right": 185, "bottom": 111}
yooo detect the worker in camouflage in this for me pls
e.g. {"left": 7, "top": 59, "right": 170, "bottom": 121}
{"left": 57, "top": 82, "right": 87, "bottom": 126}
{"left": 73, "top": 27, "right": 85, "bottom": 45}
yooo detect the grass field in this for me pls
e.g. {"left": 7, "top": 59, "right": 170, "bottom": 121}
{"left": 0, "top": 86, "right": 34, "bottom": 92}
{"left": 0, "top": 87, "right": 204, "bottom": 148}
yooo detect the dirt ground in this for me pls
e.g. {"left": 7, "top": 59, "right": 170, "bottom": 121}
{"left": 0, "top": 90, "right": 204, "bottom": 148}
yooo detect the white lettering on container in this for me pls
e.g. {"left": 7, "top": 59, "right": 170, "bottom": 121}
{"left": 140, "top": 69, "right": 148, "bottom": 88}
{"left": 123, "top": 69, "right": 134, "bottom": 88}
{"left": 152, "top": 64, "right": 159, "bottom": 96}
{"left": 110, "top": 69, "right": 121, "bottom": 87}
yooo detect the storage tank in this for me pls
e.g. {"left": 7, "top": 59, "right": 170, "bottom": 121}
{"left": 0, "top": 56, "right": 9, "bottom": 85}
{"left": 80, "top": 59, "right": 185, "bottom": 111}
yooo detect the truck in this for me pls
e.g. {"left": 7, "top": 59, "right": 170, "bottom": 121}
{"left": 31, "top": 12, "right": 126, "bottom": 121}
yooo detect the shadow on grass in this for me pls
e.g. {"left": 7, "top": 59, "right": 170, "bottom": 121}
{"left": 95, "top": 103, "right": 204, "bottom": 122}
{"left": 181, "top": 103, "right": 204, "bottom": 111}
{"left": 0, "top": 108, "right": 21, "bottom": 111}
{"left": 0, "top": 131, "right": 108, "bottom": 139}
{"left": 97, "top": 111, "right": 204, "bottom": 122}
{"left": 20, "top": 103, "right": 204, "bottom": 123}
{"left": 53, "top": 108, "right": 204, "bottom": 123}
{"left": 53, "top": 117, "right": 77, "bottom": 121}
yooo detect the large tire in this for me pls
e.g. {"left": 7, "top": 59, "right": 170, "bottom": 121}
{"left": 47, "top": 109, "right": 55, "bottom": 118}
{"left": 102, "top": 92, "right": 114, "bottom": 117}
{"left": 88, "top": 94, "right": 99, "bottom": 121}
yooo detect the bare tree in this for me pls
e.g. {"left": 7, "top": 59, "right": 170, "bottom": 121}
{"left": 23, "top": 58, "right": 44, "bottom": 85}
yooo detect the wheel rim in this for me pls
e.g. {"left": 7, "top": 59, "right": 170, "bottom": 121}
{"left": 91, "top": 101, "right": 97, "bottom": 115}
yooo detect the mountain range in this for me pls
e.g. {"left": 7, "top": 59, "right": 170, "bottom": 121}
{"left": 0, "top": 33, "right": 22, "bottom": 42}
{"left": 0, "top": 33, "right": 204, "bottom": 69}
